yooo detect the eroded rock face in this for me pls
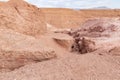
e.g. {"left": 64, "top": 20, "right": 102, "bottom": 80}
{"left": 53, "top": 18, "right": 120, "bottom": 54}
{"left": 71, "top": 37, "right": 96, "bottom": 54}
{"left": 72, "top": 18, "right": 120, "bottom": 38}
{"left": 0, "top": 29, "right": 56, "bottom": 71}
{"left": 0, "top": 0, "right": 46, "bottom": 37}
{"left": 108, "top": 46, "right": 120, "bottom": 56}
{"left": 69, "top": 18, "right": 120, "bottom": 54}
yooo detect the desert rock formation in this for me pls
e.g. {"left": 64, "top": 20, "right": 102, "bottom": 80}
{"left": 0, "top": 29, "right": 56, "bottom": 71}
{"left": 0, "top": 0, "right": 120, "bottom": 80}
{"left": 0, "top": 0, "right": 46, "bottom": 37}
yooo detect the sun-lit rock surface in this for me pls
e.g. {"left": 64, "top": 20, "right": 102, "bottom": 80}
{"left": 0, "top": 0, "right": 120, "bottom": 80}
{"left": 0, "top": 0, "right": 46, "bottom": 37}
{"left": 42, "top": 8, "right": 120, "bottom": 28}
{"left": 0, "top": 29, "right": 56, "bottom": 71}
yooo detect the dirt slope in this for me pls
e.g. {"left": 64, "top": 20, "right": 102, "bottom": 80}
{"left": 0, "top": 0, "right": 120, "bottom": 80}
{"left": 0, "top": 29, "right": 56, "bottom": 71}
{"left": 0, "top": 53, "right": 120, "bottom": 80}
{"left": 0, "top": 18, "right": 120, "bottom": 80}
{"left": 42, "top": 8, "right": 81, "bottom": 28}
{"left": 42, "top": 8, "right": 120, "bottom": 28}
{"left": 0, "top": 0, "right": 46, "bottom": 37}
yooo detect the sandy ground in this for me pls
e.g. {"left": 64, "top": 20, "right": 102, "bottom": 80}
{"left": 0, "top": 0, "right": 120, "bottom": 80}
{"left": 0, "top": 28, "right": 120, "bottom": 80}
{"left": 0, "top": 51, "right": 120, "bottom": 80}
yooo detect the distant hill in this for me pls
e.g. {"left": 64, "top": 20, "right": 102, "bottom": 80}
{"left": 93, "top": 6, "right": 110, "bottom": 9}
{"left": 42, "top": 8, "right": 120, "bottom": 28}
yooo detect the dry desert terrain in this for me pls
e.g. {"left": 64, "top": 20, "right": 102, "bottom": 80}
{"left": 0, "top": 0, "right": 120, "bottom": 80}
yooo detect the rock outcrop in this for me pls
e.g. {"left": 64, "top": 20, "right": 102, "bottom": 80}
{"left": 52, "top": 33, "right": 73, "bottom": 50}
{"left": 0, "top": 0, "right": 120, "bottom": 80}
{"left": 0, "top": 29, "right": 56, "bottom": 71}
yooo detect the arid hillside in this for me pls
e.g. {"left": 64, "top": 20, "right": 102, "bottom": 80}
{"left": 0, "top": 0, "right": 120, "bottom": 80}
{"left": 0, "top": 0, "right": 46, "bottom": 37}
{"left": 42, "top": 8, "right": 81, "bottom": 28}
{"left": 42, "top": 8, "right": 120, "bottom": 28}
{"left": 79, "top": 9, "right": 120, "bottom": 23}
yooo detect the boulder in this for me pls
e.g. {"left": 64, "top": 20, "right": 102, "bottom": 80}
{"left": 52, "top": 33, "right": 73, "bottom": 50}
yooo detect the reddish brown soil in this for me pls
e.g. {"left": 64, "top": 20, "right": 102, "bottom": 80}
{"left": 42, "top": 8, "right": 120, "bottom": 28}
{"left": 0, "top": 0, "right": 46, "bottom": 37}
{"left": 0, "top": 0, "right": 120, "bottom": 80}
